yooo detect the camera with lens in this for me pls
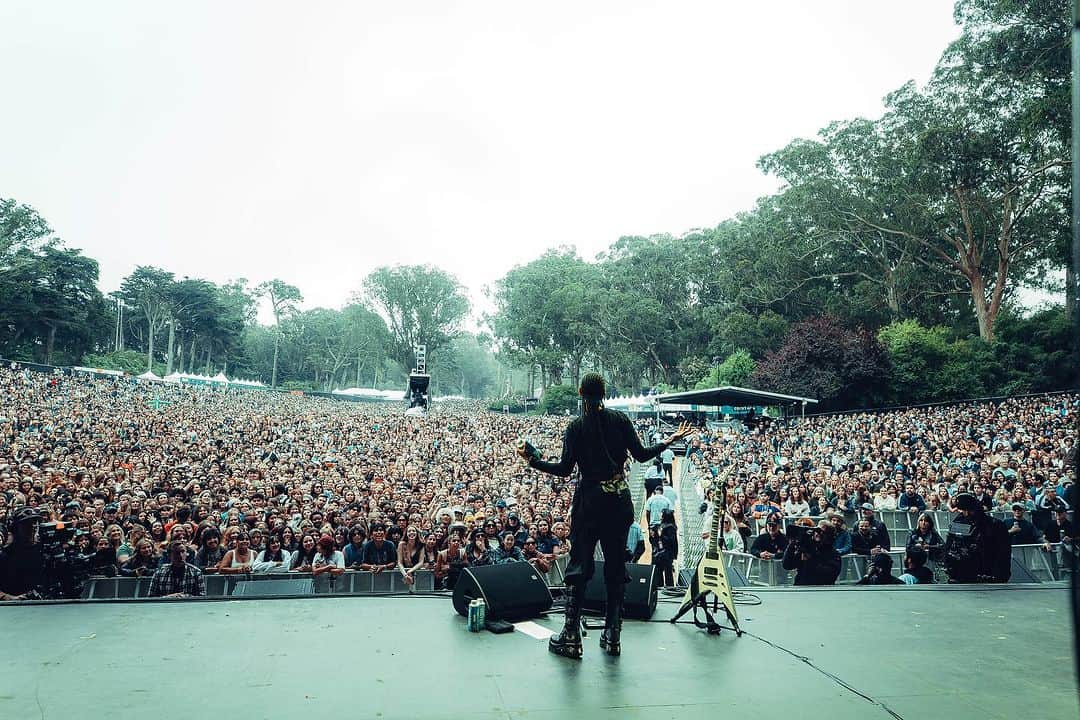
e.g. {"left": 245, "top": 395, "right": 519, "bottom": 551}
{"left": 786, "top": 523, "right": 817, "bottom": 554}
{"left": 38, "top": 521, "right": 94, "bottom": 599}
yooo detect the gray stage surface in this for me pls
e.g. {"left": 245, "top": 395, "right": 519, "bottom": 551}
{"left": 0, "top": 585, "right": 1076, "bottom": 719}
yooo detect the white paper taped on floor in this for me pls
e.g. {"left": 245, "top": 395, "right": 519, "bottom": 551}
{"left": 513, "top": 621, "right": 555, "bottom": 640}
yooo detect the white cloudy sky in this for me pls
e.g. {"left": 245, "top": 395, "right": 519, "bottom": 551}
{"left": 0, "top": 1, "right": 964, "bottom": 324}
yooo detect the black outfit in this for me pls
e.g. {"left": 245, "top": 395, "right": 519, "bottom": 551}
{"left": 749, "top": 531, "right": 788, "bottom": 558}
{"left": 781, "top": 541, "right": 841, "bottom": 585}
{"left": 1043, "top": 518, "right": 1075, "bottom": 544}
{"left": 850, "top": 531, "right": 878, "bottom": 556}
{"left": 529, "top": 407, "right": 667, "bottom": 591}
{"left": 865, "top": 518, "right": 891, "bottom": 551}
{"left": 857, "top": 570, "right": 904, "bottom": 585}
{"left": 653, "top": 520, "right": 679, "bottom": 586}
{"left": 1003, "top": 518, "right": 1043, "bottom": 545}
{"left": 360, "top": 539, "right": 397, "bottom": 566}
{"left": 0, "top": 542, "right": 45, "bottom": 597}
{"left": 942, "top": 512, "right": 1011, "bottom": 583}
{"left": 903, "top": 565, "right": 935, "bottom": 584}
{"left": 905, "top": 529, "right": 945, "bottom": 561}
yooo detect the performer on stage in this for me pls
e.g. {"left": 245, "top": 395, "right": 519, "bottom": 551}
{"left": 519, "top": 373, "right": 692, "bottom": 659}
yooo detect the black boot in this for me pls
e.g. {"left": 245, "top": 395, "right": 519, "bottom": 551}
{"left": 549, "top": 584, "right": 583, "bottom": 659}
{"left": 599, "top": 587, "right": 623, "bottom": 656}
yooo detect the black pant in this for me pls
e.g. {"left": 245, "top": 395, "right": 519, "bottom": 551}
{"left": 564, "top": 487, "right": 634, "bottom": 591}
{"left": 653, "top": 558, "right": 675, "bottom": 586}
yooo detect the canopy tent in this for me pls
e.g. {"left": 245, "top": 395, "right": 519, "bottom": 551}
{"left": 137, "top": 371, "right": 163, "bottom": 382}
{"left": 333, "top": 387, "right": 406, "bottom": 401}
{"left": 653, "top": 385, "right": 817, "bottom": 414}
{"left": 162, "top": 372, "right": 266, "bottom": 387}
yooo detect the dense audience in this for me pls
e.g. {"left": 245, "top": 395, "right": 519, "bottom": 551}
{"left": 685, "top": 393, "right": 1076, "bottom": 583}
{"left": 0, "top": 361, "right": 1075, "bottom": 597}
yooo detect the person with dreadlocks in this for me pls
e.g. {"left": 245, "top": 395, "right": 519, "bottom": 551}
{"left": 518, "top": 373, "right": 692, "bottom": 659}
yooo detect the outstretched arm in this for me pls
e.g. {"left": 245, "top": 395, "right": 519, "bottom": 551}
{"left": 521, "top": 427, "right": 576, "bottom": 477}
{"left": 625, "top": 420, "right": 694, "bottom": 463}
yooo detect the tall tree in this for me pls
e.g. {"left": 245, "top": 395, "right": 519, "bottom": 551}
{"left": 256, "top": 279, "right": 303, "bottom": 388}
{"left": 119, "top": 266, "right": 175, "bottom": 371}
{"left": 29, "top": 246, "right": 106, "bottom": 365}
{"left": 361, "top": 265, "right": 470, "bottom": 373}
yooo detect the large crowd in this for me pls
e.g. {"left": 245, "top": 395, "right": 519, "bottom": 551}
{"left": 0, "top": 361, "right": 1075, "bottom": 597}
{"left": 682, "top": 392, "right": 1076, "bottom": 584}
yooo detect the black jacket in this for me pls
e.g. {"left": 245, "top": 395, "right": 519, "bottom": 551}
{"left": 749, "top": 531, "right": 788, "bottom": 558}
{"left": 905, "top": 529, "right": 945, "bottom": 561}
{"left": 943, "top": 513, "right": 1011, "bottom": 583}
{"left": 1003, "top": 518, "right": 1043, "bottom": 545}
{"left": 782, "top": 542, "right": 841, "bottom": 585}
{"left": 529, "top": 408, "right": 666, "bottom": 483}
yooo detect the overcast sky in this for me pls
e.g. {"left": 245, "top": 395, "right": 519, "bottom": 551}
{"left": 1, "top": 2, "right": 963, "bottom": 325}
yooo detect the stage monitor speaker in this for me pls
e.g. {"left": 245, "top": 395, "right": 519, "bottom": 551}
{"left": 582, "top": 561, "right": 658, "bottom": 620}
{"left": 452, "top": 562, "right": 553, "bottom": 621}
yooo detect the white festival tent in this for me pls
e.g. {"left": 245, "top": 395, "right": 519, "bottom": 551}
{"left": 157, "top": 372, "right": 265, "bottom": 387}
{"left": 332, "top": 387, "right": 406, "bottom": 401}
{"left": 137, "top": 370, "right": 162, "bottom": 381}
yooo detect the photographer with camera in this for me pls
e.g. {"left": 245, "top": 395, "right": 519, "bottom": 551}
{"left": 781, "top": 520, "right": 841, "bottom": 586}
{"left": 857, "top": 552, "right": 904, "bottom": 585}
{"left": 0, "top": 507, "right": 46, "bottom": 600}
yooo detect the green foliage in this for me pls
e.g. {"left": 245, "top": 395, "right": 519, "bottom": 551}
{"left": 82, "top": 350, "right": 157, "bottom": 375}
{"left": 430, "top": 334, "right": 499, "bottom": 398}
{"left": 878, "top": 308, "right": 1078, "bottom": 404}
{"left": 363, "top": 265, "right": 470, "bottom": 373}
{"left": 279, "top": 380, "right": 320, "bottom": 392}
{"left": 677, "top": 356, "right": 712, "bottom": 390}
{"left": 539, "top": 384, "right": 578, "bottom": 415}
{"left": 696, "top": 349, "right": 755, "bottom": 389}
{"left": 706, "top": 310, "right": 788, "bottom": 360}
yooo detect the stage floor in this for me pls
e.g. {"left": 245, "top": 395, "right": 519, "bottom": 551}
{"left": 0, "top": 585, "right": 1075, "bottom": 719}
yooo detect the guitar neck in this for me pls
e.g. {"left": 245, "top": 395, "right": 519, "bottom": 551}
{"left": 706, "top": 468, "right": 730, "bottom": 558}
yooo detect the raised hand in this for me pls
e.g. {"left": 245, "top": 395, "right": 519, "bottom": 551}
{"left": 664, "top": 421, "right": 694, "bottom": 445}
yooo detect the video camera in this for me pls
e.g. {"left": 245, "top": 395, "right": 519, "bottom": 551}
{"left": 38, "top": 521, "right": 94, "bottom": 599}
{"left": 786, "top": 523, "right": 818, "bottom": 553}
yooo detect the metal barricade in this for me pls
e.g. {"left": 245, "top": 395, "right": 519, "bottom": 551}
{"left": 743, "top": 556, "right": 796, "bottom": 587}
{"left": 544, "top": 554, "right": 569, "bottom": 587}
{"left": 1010, "top": 544, "right": 1062, "bottom": 582}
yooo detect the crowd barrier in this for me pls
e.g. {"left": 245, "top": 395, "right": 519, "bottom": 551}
{"left": 82, "top": 570, "right": 438, "bottom": 599}
{"left": 721, "top": 543, "right": 1067, "bottom": 587}
{"left": 747, "top": 509, "right": 1013, "bottom": 549}
{"left": 81, "top": 556, "right": 575, "bottom": 600}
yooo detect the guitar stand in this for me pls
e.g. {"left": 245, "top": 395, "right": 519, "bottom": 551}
{"left": 669, "top": 589, "right": 742, "bottom": 636}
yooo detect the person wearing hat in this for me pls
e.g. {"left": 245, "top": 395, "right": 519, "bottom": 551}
{"left": 0, "top": 507, "right": 46, "bottom": 600}
{"left": 942, "top": 492, "right": 1011, "bottom": 583}
{"left": 1003, "top": 503, "right": 1043, "bottom": 545}
{"left": 749, "top": 515, "right": 789, "bottom": 560}
{"left": 782, "top": 520, "right": 841, "bottom": 586}
{"left": 518, "top": 372, "right": 692, "bottom": 659}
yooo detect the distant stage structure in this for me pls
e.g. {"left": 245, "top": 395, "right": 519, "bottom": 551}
{"left": 405, "top": 344, "right": 430, "bottom": 416}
